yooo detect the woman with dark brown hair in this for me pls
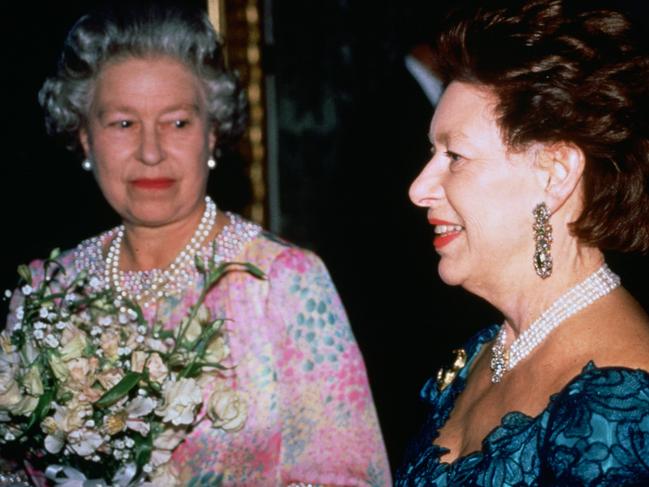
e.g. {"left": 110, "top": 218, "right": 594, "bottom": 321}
{"left": 396, "top": 0, "right": 649, "bottom": 485}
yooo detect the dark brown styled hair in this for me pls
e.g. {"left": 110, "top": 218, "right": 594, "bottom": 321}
{"left": 437, "top": 0, "right": 649, "bottom": 252}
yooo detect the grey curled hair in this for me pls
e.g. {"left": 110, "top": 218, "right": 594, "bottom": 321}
{"left": 38, "top": 3, "right": 248, "bottom": 153}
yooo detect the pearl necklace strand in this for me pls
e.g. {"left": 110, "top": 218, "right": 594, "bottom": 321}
{"left": 104, "top": 196, "right": 217, "bottom": 308}
{"left": 490, "top": 264, "right": 620, "bottom": 384}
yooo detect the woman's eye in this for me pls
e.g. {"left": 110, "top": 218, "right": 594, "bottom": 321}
{"left": 108, "top": 120, "right": 133, "bottom": 129}
{"left": 445, "top": 151, "right": 463, "bottom": 164}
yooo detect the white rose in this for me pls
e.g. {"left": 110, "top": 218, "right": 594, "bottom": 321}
{"left": 48, "top": 354, "right": 69, "bottom": 382}
{"left": 22, "top": 365, "right": 44, "bottom": 396}
{"left": 0, "top": 356, "right": 21, "bottom": 410}
{"left": 204, "top": 335, "right": 229, "bottom": 365}
{"left": 59, "top": 330, "right": 88, "bottom": 362}
{"left": 7, "top": 394, "right": 39, "bottom": 416}
{"left": 207, "top": 386, "right": 247, "bottom": 432}
{"left": 178, "top": 305, "right": 210, "bottom": 343}
{"left": 155, "top": 378, "right": 203, "bottom": 426}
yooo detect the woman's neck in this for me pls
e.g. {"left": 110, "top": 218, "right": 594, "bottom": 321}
{"left": 118, "top": 207, "right": 227, "bottom": 272}
{"left": 484, "top": 244, "right": 606, "bottom": 342}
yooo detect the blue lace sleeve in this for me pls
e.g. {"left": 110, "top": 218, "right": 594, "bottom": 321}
{"left": 542, "top": 364, "right": 649, "bottom": 486}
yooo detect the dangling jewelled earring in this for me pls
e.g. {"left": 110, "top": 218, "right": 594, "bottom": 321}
{"left": 533, "top": 202, "right": 553, "bottom": 278}
{"left": 81, "top": 159, "right": 93, "bottom": 172}
{"left": 207, "top": 157, "right": 217, "bottom": 170}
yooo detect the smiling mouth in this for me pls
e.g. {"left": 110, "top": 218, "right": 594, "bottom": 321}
{"left": 434, "top": 224, "right": 464, "bottom": 235}
{"left": 430, "top": 222, "right": 465, "bottom": 249}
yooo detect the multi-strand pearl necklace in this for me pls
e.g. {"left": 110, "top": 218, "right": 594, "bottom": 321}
{"left": 104, "top": 196, "right": 217, "bottom": 308}
{"left": 490, "top": 264, "right": 621, "bottom": 383}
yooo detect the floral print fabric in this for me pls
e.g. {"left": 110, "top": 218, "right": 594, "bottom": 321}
{"left": 396, "top": 325, "right": 649, "bottom": 486}
{"left": 6, "top": 218, "right": 390, "bottom": 486}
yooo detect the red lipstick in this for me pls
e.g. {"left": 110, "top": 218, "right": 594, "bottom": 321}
{"left": 433, "top": 232, "right": 462, "bottom": 249}
{"left": 131, "top": 178, "right": 175, "bottom": 190}
{"left": 428, "top": 218, "right": 457, "bottom": 226}
{"left": 428, "top": 218, "right": 464, "bottom": 249}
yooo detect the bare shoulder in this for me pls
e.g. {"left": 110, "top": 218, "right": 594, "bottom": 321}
{"left": 581, "top": 288, "right": 649, "bottom": 372}
{"left": 539, "top": 288, "right": 649, "bottom": 394}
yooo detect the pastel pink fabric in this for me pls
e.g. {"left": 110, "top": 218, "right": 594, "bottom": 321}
{"left": 8, "top": 227, "right": 391, "bottom": 486}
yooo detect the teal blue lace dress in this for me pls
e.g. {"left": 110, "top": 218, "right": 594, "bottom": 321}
{"left": 396, "top": 325, "right": 649, "bottom": 486}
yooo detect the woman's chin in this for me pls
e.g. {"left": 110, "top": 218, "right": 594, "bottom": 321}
{"left": 437, "top": 261, "right": 465, "bottom": 287}
{"left": 122, "top": 210, "right": 179, "bottom": 228}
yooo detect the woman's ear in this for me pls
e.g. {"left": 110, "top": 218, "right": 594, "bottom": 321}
{"left": 79, "top": 128, "right": 91, "bottom": 158}
{"left": 535, "top": 142, "right": 585, "bottom": 212}
{"left": 209, "top": 131, "right": 217, "bottom": 154}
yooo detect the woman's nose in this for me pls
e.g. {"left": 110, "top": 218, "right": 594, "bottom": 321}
{"left": 409, "top": 158, "right": 445, "bottom": 208}
{"left": 138, "top": 124, "right": 165, "bottom": 165}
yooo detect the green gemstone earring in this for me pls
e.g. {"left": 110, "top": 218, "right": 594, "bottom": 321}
{"left": 533, "top": 203, "right": 553, "bottom": 279}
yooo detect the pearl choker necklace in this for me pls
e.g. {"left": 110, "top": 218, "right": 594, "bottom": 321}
{"left": 104, "top": 196, "right": 217, "bottom": 308}
{"left": 490, "top": 264, "right": 620, "bottom": 383}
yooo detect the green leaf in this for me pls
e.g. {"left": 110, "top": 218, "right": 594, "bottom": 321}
{"left": 194, "top": 254, "right": 206, "bottom": 274}
{"left": 134, "top": 430, "right": 153, "bottom": 468}
{"left": 95, "top": 371, "right": 143, "bottom": 408}
{"left": 48, "top": 248, "right": 62, "bottom": 261}
{"left": 179, "top": 361, "right": 203, "bottom": 378}
{"left": 198, "top": 362, "right": 228, "bottom": 370}
{"left": 242, "top": 263, "right": 265, "bottom": 279}
{"left": 24, "top": 389, "right": 54, "bottom": 432}
{"left": 206, "top": 262, "right": 265, "bottom": 285}
{"left": 17, "top": 265, "right": 32, "bottom": 285}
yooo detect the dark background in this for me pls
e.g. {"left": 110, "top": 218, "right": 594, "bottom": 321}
{"left": 3, "top": 0, "right": 648, "bottom": 473}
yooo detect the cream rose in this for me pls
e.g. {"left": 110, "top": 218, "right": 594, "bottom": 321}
{"left": 59, "top": 330, "right": 88, "bottom": 362}
{"left": 130, "top": 351, "right": 147, "bottom": 373}
{"left": 97, "top": 368, "right": 125, "bottom": 391}
{"left": 0, "top": 357, "right": 20, "bottom": 409}
{"left": 22, "top": 365, "right": 44, "bottom": 396}
{"left": 155, "top": 378, "right": 202, "bottom": 426}
{"left": 100, "top": 330, "right": 120, "bottom": 361}
{"left": 204, "top": 335, "right": 229, "bottom": 364}
{"left": 67, "top": 357, "right": 98, "bottom": 388}
{"left": 207, "top": 386, "right": 247, "bottom": 432}
{"left": 48, "top": 353, "right": 69, "bottom": 382}
{"left": 146, "top": 353, "right": 169, "bottom": 384}
{"left": 178, "top": 305, "right": 210, "bottom": 343}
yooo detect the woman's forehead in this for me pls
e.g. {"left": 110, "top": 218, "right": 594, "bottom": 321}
{"left": 429, "top": 82, "right": 500, "bottom": 145}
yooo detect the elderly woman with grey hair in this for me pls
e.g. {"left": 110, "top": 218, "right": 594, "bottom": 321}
{"left": 1, "top": 3, "right": 390, "bottom": 486}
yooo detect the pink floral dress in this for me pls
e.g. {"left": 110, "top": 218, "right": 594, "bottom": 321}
{"left": 7, "top": 213, "right": 391, "bottom": 486}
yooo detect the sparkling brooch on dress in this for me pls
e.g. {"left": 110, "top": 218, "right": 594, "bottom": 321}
{"left": 437, "top": 348, "right": 467, "bottom": 391}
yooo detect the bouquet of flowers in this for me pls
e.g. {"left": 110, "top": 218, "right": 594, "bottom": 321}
{"left": 0, "top": 248, "right": 263, "bottom": 486}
